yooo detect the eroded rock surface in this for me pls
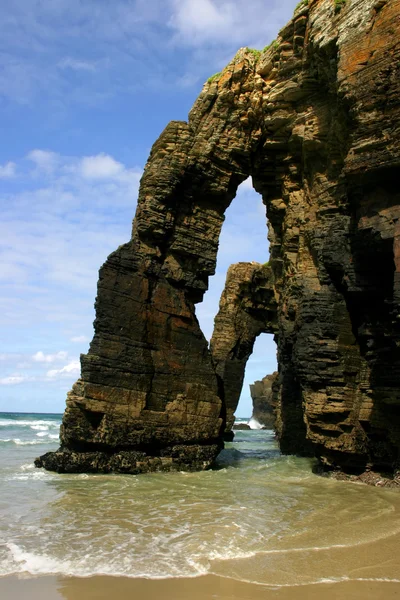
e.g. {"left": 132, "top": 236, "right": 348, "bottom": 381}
{"left": 250, "top": 372, "right": 279, "bottom": 429}
{"left": 210, "top": 262, "right": 277, "bottom": 434}
{"left": 36, "top": 0, "right": 400, "bottom": 477}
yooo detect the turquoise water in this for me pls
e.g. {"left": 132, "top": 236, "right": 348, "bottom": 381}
{"left": 1, "top": 412, "right": 400, "bottom": 586}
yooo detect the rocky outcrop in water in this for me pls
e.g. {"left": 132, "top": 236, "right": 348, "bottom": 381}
{"left": 210, "top": 262, "right": 277, "bottom": 435}
{"left": 36, "top": 0, "right": 400, "bottom": 478}
{"left": 250, "top": 372, "right": 279, "bottom": 429}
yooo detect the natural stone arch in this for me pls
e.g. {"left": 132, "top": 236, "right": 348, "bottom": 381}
{"left": 36, "top": 0, "right": 400, "bottom": 478}
{"left": 210, "top": 262, "right": 277, "bottom": 437}
{"left": 37, "top": 49, "right": 268, "bottom": 473}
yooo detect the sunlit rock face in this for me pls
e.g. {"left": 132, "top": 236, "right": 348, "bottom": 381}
{"left": 36, "top": 0, "right": 400, "bottom": 476}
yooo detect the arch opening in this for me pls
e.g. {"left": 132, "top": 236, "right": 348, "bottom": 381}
{"left": 195, "top": 178, "right": 279, "bottom": 438}
{"left": 240, "top": 332, "right": 277, "bottom": 427}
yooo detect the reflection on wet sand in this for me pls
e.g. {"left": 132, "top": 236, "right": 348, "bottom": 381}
{"left": 1, "top": 574, "right": 400, "bottom": 600}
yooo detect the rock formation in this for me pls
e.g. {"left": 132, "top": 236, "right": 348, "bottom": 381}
{"left": 210, "top": 262, "right": 277, "bottom": 436}
{"left": 36, "top": 0, "right": 400, "bottom": 478}
{"left": 250, "top": 372, "right": 279, "bottom": 429}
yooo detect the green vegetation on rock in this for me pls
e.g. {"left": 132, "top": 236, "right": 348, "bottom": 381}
{"left": 246, "top": 47, "right": 261, "bottom": 59}
{"left": 334, "top": 0, "right": 346, "bottom": 12}
{"left": 263, "top": 39, "right": 280, "bottom": 52}
{"left": 295, "top": 0, "right": 308, "bottom": 11}
{"left": 207, "top": 72, "right": 221, "bottom": 84}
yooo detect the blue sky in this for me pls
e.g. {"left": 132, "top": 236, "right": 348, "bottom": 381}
{"left": 1, "top": 0, "right": 298, "bottom": 416}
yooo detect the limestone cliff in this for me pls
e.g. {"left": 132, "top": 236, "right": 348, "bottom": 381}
{"left": 36, "top": 0, "right": 400, "bottom": 478}
{"left": 250, "top": 373, "right": 279, "bottom": 429}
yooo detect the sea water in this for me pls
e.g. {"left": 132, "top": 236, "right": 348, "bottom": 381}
{"left": 1, "top": 412, "right": 400, "bottom": 587}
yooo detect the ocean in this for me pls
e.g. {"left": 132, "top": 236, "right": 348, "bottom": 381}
{"left": 1, "top": 412, "right": 400, "bottom": 588}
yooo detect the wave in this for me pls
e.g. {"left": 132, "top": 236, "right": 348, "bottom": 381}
{"left": 36, "top": 432, "right": 59, "bottom": 439}
{"left": 248, "top": 417, "right": 264, "bottom": 430}
{"left": 2, "top": 543, "right": 207, "bottom": 579}
{"left": 0, "top": 438, "right": 58, "bottom": 446}
{"left": 0, "top": 419, "right": 60, "bottom": 428}
{"left": 3, "top": 541, "right": 400, "bottom": 585}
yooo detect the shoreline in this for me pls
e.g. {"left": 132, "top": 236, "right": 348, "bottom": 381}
{"left": 1, "top": 574, "right": 400, "bottom": 600}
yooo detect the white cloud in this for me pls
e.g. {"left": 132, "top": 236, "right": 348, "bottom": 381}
{"left": 70, "top": 336, "right": 89, "bottom": 343}
{"left": 0, "top": 162, "right": 16, "bottom": 178}
{"left": 27, "top": 149, "right": 59, "bottom": 173}
{"left": 168, "top": 0, "right": 298, "bottom": 48}
{"left": 0, "top": 0, "right": 299, "bottom": 109}
{"left": 32, "top": 351, "right": 68, "bottom": 363}
{"left": 169, "top": 0, "right": 232, "bottom": 42}
{"left": 0, "top": 149, "right": 142, "bottom": 328}
{"left": 47, "top": 360, "right": 80, "bottom": 379}
{"left": 79, "top": 153, "right": 125, "bottom": 179}
{"left": 0, "top": 375, "right": 27, "bottom": 385}
{"left": 58, "top": 58, "right": 97, "bottom": 72}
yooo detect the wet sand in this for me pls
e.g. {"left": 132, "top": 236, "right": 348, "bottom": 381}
{"left": 1, "top": 574, "right": 400, "bottom": 600}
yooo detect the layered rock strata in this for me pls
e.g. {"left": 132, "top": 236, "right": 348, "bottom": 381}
{"left": 250, "top": 372, "right": 279, "bottom": 429}
{"left": 36, "top": 0, "right": 400, "bottom": 477}
{"left": 210, "top": 262, "right": 277, "bottom": 435}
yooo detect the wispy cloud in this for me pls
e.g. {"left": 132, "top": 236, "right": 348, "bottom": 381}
{"left": 0, "top": 150, "right": 142, "bottom": 350}
{"left": 70, "top": 336, "right": 89, "bottom": 343}
{"left": 79, "top": 153, "right": 125, "bottom": 179}
{"left": 58, "top": 58, "right": 97, "bottom": 72}
{"left": 0, "top": 161, "right": 16, "bottom": 178}
{"left": 46, "top": 360, "right": 80, "bottom": 379}
{"left": 0, "top": 0, "right": 299, "bottom": 109}
{"left": 0, "top": 351, "right": 82, "bottom": 386}
{"left": 168, "top": 0, "right": 298, "bottom": 48}
{"left": 32, "top": 351, "right": 68, "bottom": 364}
{"left": 0, "top": 375, "right": 27, "bottom": 385}
{"left": 27, "top": 149, "right": 59, "bottom": 173}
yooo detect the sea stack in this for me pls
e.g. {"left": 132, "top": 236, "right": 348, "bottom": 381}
{"left": 36, "top": 0, "right": 400, "bottom": 478}
{"left": 250, "top": 373, "right": 279, "bottom": 429}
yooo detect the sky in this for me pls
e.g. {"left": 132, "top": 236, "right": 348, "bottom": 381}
{"left": 0, "top": 0, "right": 299, "bottom": 416}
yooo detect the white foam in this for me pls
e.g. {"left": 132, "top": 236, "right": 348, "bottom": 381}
{"left": 0, "top": 419, "right": 60, "bottom": 428}
{"left": 20, "top": 463, "right": 35, "bottom": 471}
{"left": 248, "top": 417, "right": 264, "bottom": 430}
{"left": 0, "top": 438, "right": 57, "bottom": 446}
{"left": 35, "top": 431, "right": 59, "bottom": 440}
{"left": 5, "top": 543, "right": 73, "bottom": 576}
{"left": 9, "top": 471, "right": 55, "bottom": 481}
{"left": 1, "top": 543, "right": 207, "bottom": 579}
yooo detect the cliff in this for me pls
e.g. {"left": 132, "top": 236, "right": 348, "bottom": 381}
{"left": 36, "top": 0, "right": 400, "bottom": 479}
{"left": 250, "top": 373, "right": 279, "bottom": 429}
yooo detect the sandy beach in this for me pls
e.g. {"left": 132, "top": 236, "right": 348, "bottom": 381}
{"left": 1, "top": 574, "right": 400, "bottom": 600}
{"left": 2, "top": 525, "right": 400, "bottom": 599}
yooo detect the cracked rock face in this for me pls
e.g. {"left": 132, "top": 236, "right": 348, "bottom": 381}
{"left": 36, "top": 0, "right": 400, "bottom": 477}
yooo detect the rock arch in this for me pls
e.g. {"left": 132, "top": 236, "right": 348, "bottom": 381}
{"left": 210, "top": 262, "right": 277, "bottom": 437}
{"left": 37, "top": 0, "right": 400, "bottom": 478}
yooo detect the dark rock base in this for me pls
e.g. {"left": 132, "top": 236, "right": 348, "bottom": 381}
{"left": 35, "top": 444, "right": 222, "bottom": 474}
{"left": 314, "top": 462, "right": 400, "bottom": 489}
